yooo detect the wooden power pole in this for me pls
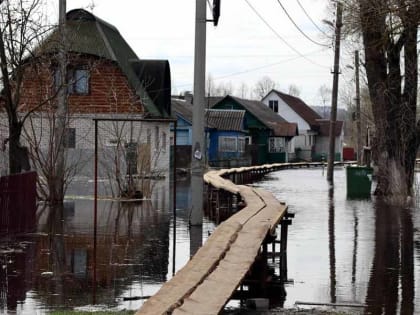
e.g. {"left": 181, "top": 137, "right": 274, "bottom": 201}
{"left": 355, "top": 50, "right": 362, "bottom": 165}
{"left": 326, "top": 2, "right": 343, "bottom": 183}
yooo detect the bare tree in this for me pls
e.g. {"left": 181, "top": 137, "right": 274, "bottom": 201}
{"left": 288, "top": 84, "right": 301, "bottom": 97}
{"left": 206, "top": 74, "right": 233, "bottom": 96}
{"left": 253, "top": 76, "right": 277, "bottom": 99}
{"left": 318, "top": 84, "right": 331, "bottom": 119}
{"left": 355, "top": 0, "right": 420, "bottom": 199}
{"left": 236, "top": 82, "right": 249, "bottom": 99}
{"left": 0, "top": 0, "right": 51, "bottom": 174}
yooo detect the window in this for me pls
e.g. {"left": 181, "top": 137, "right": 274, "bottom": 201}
{"left": 268, "top": 100, "right": 279, "bottom": 113}
{"left": 161, "top": 131, "right": 167, "bottom": 151}
{"left": 54, "top": 67, "right": 90, "bottom": 95}
{"left": 155, "top": 126, "right": 159, "bottom": 150}
{"left": 125, "top": 142, "right": 138, "bottom": 175}
{"left": 268, "top": 137, "right": 285, "bottom": 153}
{"left": 69, "top": 69, "right": 89, "bottom": 94}
{"left": 63, "top": 128, "right": 76, "bottom": 148}
{"left": 237, "top": 137, "right": 245, "bottom": 152}
{"left": 219, "top": 136, "right": 237, "bottom": 152}
{"left": 146, "top": 129, "right": 151, "bottom": 145}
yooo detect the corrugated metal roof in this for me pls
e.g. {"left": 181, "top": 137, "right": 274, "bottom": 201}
{"left": 171, "top": 98, "right": 193, "bottom": 123}
{"left": 205, "top": 109, "right": 245, "bottom": 131}
{"left": 213, "top": 96, "right": 298, "bottom": 137}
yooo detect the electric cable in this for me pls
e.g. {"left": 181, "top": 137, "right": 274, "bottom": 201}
{"left": 296, "top": 0, "right": 330, "bottom": 38}
{"left": 276, "top": 0, "right": 329, "bottom": 47}
{"left": 244, "top": 0, "right": 330, "bottom": 69}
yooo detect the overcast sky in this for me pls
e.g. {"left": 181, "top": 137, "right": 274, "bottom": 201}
{"left": 47, "top": 0, "right": 355, "bottom": 107}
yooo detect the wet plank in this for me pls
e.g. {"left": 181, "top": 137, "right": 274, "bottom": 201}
{"left": 136, "top": 165, "right": 288, "bottom": 315}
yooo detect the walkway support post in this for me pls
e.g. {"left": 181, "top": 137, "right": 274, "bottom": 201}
{"left": 190, "top": 0, "right": 207, "bottom": 226}
{"left": 327, "top": 2, "right": 343, "bottom": 183}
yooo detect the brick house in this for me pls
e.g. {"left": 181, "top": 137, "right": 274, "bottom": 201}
{"left": 0, "top": 9, "right": 172, "bottom": 197}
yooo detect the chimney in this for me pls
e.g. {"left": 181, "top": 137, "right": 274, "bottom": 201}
{"left": 184, "top": 91, "right": 193, "bottom": 105}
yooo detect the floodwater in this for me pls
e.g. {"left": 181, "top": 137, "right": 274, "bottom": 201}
{"left": 0, "top": 168, "right": 419, "bottom": 314}
{"left": 254, "top": 167, "right": 420, "bottom": 314}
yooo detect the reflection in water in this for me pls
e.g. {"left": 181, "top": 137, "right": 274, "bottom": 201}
{"left": 1, "top": 169, "right": 419, "bottom": 313}
{"left": 328, "top": 187, "right": 336, "bottom": 304}
{"left": 351, "top": 204, "right": 358, "bottom": 296}
{"left": 0, "top": 177, "right": 174, "bottom": 313}
{"left": 365, "top": 201, "right": 414, "bottom": 314}
{"left": 255, "top": 169, "right": 420, "bottom": 313}
{"left": 189, "top": 225, "right": 203, "bottom": 258}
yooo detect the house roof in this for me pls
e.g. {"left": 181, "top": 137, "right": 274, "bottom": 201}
{"left": 265, "top": 89, "right": 322, "bottom": 127}
{"left": 171, "top": 98, "right": 246, "bottom": 132}
{"left": 205, "top": 109, "right": 245, "bottom": 132}
{"left": 214, "top": 96, "right": 298, "bottom": 137}
{"left": 171, "top": 98, "right": 193, "bottom": 124}
{"left": 39, "top": 9, "right": 169, "bottom": 118}
{"left": 315, "top": 119, "right": 344, "bottom": 137}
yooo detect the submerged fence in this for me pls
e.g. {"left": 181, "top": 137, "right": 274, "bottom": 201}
{"left": 0, "top": 172, "right": 37, "bottom": 235}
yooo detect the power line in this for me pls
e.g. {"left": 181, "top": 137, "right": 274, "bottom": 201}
{"left": 296, "top": 0, "right": 330, "bottom": 38}
{"left": 276, "top": 0, "right": 329, "bottom": 47}
{"left": 168, "top": 47, "right": 330, "bottom": 92}
{"left": 212, "top": 48, "right": 329, "bottom": 80}
{"left": 243, "top": 0, "right": 329, "bottom": 69}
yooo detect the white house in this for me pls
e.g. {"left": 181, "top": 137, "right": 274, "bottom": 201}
{"left": 262, "top": 89, "right": 344, "bottom": 161}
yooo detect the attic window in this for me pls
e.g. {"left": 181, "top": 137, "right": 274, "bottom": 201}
{"left": 268, "top": 100, "right": 278, "bottom": 113}
{"left": 69, "top": 69, "right": 89, "bottom": 94}
{"left": 54, "top": 67, "right": 90, "bottom": 95}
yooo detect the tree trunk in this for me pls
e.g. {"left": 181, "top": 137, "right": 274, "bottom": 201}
{"left": 359, "top": 0, "right": 419, "bottom": 201}
{"left": 8, "top": 121, "right": 23, "bottom": 174}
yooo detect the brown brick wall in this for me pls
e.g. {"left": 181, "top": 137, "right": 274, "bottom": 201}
{"left": 19, "top": 55, "right": 144, "bottom": 114}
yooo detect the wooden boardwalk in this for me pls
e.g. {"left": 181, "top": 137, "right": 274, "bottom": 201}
{"left": 137, "top": 165, "right": 288, "bottom": 315}
{"left": 136, "top": 162, "right": 353, "bottom": 315}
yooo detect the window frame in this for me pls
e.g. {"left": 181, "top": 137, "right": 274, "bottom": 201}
{"left": 268, "top": 100, "right": 279, "bottom": 113}
{"left": 54, "top": 66, "right": 90, "bottom": 95}
{"left": 219, "top": 136, "right": 238, "bottom": 152}
{"left": 268, "top": 137, "right": 285, "bottom": 153}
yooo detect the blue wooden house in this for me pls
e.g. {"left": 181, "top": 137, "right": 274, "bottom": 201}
{"left": 205, "top": 109, "right": 248, "bottom": 165}
{"left": 171, "top": 97, "right": 248, "bottom": 167}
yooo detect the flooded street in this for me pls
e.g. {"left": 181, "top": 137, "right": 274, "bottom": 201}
{"left": 254, "top": 167, "right": 420, "bottom": 314}
{"left": 0, "top": 168, "right": 419, "bottom": 314}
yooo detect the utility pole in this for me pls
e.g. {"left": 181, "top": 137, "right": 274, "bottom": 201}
{"left": 190, "top": 0, "right": 207, "bottom": 226}
{"left": 354, "top": 50, "right": 362, "bottom": 165}
{"left": 54, "top": 0, "right": 67, "bottom": 205}
{"left": 326, "top": 2, "right": 343, "bottom": 183}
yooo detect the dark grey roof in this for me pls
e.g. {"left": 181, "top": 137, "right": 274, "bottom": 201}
{"left": 171, "top": 98, "right": 193, "bottom": 123}
{"left": 205, "top": 109, "right": 245, "bottom": 132}
{"left": 214, "top": 96, "right": 298, "bottom": 137}
{"left": 131, "top": 60, "right": 171, "bottom": 116}
{"left": 39, "top": 9, "right": 169, "bottom": 118}
{"left": 171, "top": 98, "right": 246, "bottom": 132}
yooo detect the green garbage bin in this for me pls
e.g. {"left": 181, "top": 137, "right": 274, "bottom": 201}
{"left": 346, "top": 165, "right": 373, "bottom": 198}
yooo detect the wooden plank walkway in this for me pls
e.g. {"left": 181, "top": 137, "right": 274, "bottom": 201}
{"left": 136, "top": 167, "right": 287, "bottom": 315}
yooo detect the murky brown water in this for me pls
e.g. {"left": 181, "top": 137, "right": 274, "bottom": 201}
{"left": 0, "top": 168, "right": 419, "bottom": 314}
